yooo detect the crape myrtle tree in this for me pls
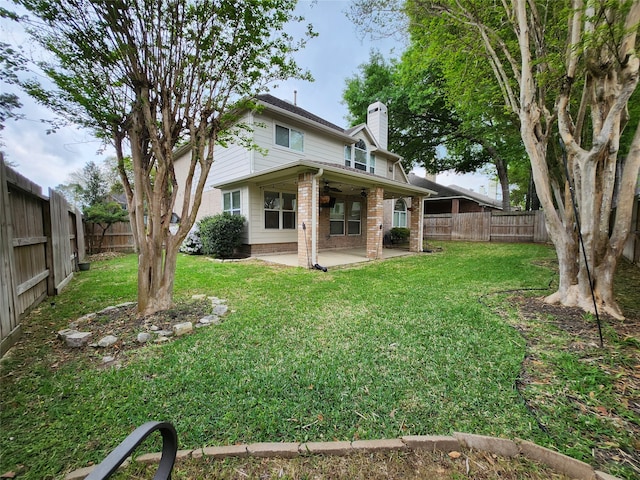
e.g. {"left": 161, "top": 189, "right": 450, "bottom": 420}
{"left": 351, "top": 0, "right": 640, "bottom": 318}
{"left": 14, "top": 0, "right": 313, "bottom": 316}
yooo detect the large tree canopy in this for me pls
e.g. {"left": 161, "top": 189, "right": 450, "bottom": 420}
{"left": 351, "top": 0, "right": 640, "bottom": 318}
{"left": 14, "top": 0, "right": 313, "bottom": 315}
{"left": 343, "top": 49, "right": 527, "bottom": 210}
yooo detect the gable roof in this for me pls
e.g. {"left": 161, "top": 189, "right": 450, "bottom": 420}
{"left": 408, "top": 173, "right": 502, "bottom": 209}
{"left": 175, "top": 94, "right": 402, "bottom": 161}
{"left": 256, "top": 94, "right": 400, "bottom": 160}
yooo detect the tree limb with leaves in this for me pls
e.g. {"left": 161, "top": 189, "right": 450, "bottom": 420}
{"left": 351, "top": 0, "right": 640, "bottom": 318}
{"left": 14, "top": 0, "right": 313, "bottom": 316}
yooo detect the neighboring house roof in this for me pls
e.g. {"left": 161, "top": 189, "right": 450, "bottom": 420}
{"left": 108, "top": 192, "right": 128, "bottom": 208}
{"left": 408, "top": 173, "right": 502, "bottom": 209}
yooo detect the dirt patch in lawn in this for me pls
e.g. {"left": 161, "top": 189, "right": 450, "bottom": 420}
{"left": 511, "top": 288, "right": 640, "bottom": 478}
{"left": 114, "top": 448, "right": 574, "bottom": 480}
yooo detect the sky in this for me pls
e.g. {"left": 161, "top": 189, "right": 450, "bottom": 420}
{"left": 1, "top": 0, "right": 492, "bottom": 194}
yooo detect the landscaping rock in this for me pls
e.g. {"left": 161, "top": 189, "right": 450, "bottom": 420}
{"left": 199, "top": 315, "right": 221, "bottom": 325}
{"left": 102, "top": 356, "right": 116, "bottom": 363}
{"left": 149, "top": 325, "right": 160, "bottom": 331}
{"left": 76, "top": 313, "right": 97, "bottom": 323}
{"left": 97, "top": 335, "right": 118, "bottom": 348}
{"left": 98, "top": 306, "right": 119, "bottom": 315}
{"left": 137, "top": 332, "right": 151, "bottom": 343}
{"left": 173, "top": 322, "right": 193, "bottom": 337}
{"left": 209, "top": 296, "right": 225, "bottom": 305}
{"left": 192, "top": 294, "right": 207, "bottom": 300}
{"left": 57, "top": 328, "right": 77, "bottom": 340}
{"left": 65, "top": 332, "right": 92, "bottom": 348}
{"left": 115, "top": 302, "right": 136, "bottom": 308}
{"left": 156, "top": 330, "right": 173, "bottom": 337}
{"left": 213, "top": 304, "right": 228, "bottom": 316}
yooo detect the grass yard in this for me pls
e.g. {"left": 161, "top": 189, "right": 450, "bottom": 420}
{"left": 0, "top": 242, "right": 638, "bottom": 479}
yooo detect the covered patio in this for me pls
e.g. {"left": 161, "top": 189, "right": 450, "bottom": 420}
{"left": 215, "top": 160, "right": 435, "bottom": 268}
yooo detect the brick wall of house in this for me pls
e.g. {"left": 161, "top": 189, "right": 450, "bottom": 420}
{"left": 297, "top": 172, "right": 314, "bottom": 267}
{"left": 366, "top": 187, "right": 384, "bottom": 259}
{"left": 317, "top": 197, "right": 367, "bottom": 250}
{"left": 240, "top": 242, "right": 298, "bottom": 255}
{"left": 410, "top": 196, "right": 424, "bottom": 252}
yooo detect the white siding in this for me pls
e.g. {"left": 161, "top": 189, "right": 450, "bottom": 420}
{"left": 252, "top": 113, "right": 345, "bottom": 170}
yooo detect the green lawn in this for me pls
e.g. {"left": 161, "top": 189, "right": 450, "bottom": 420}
{"left": 0, "top": 242, "right": 636, "bottom": 479}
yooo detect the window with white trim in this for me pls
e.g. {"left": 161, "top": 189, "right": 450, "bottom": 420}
{"left": 345, "top": 140, "right": 376, "bottom": 174}
{"left": 223, "top": 190, "right": 241, "bottom": 216}
{"left": 393, "top": 199, "right": 408, "bottom": 227}
{"left": 275, "top": 124, "right": 304, "bottom": 152}
{"left": 354, "top": 139, "right": 367, "bottom": 171}
{"left": 348, "top": 200, "right": 361, "bottom": 235}
{"left": 264, "top": 191, "right": 297, "bottom": 229}
{"left": 330, "top": 200, "right": 345, "bottom": 235}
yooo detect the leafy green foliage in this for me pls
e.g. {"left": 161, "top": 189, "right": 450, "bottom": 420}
{"left": 342, "top": 49, "right": 526, "bottom": 209}
{"left": 13, "top": 0, "right": 315, "bottom": 314}
{"left": 389, "top": 226, "right": 410, "bottom": 243}
{"left": 198, "top": 213, "right": 246, "bottom": 258}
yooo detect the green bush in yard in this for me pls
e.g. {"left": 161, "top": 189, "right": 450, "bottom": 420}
{"left": 390, "top": 227, "right": 410, "bottom": 243}
{"left": 198, "top": 213, "right": 245, "bottom": 258}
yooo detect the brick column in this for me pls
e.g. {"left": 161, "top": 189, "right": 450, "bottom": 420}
{"left": 410, "top": 196, "right": 424, "bottom": 252}
{"left": 366, "top": 186, "right": 384, "bottom": 260}
{"left": 297, "top": 172, "right": 314, "bottom": 268}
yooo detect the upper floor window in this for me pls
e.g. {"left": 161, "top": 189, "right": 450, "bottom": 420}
{"left": 354, "top": 139, "right": 367, "bottom": 171}
{"left": 264, "top": 191, "right": 296, "bottom": 229}
{"left": 345, "top": 139, "right": 375, "bottom": 174}
{"left": 223, "top": 190, "right": 241, "bottom": 216}
{"left": 344, "top": 145, "right": 352, "bottom": 167}
{"left": 275, "top": 125, "right": 304, "bottom": 152}
{"left": 393, "top": 199, "right": 408, "bottom": 228}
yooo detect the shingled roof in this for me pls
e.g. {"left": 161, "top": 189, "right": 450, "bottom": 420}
{"left": 408, "top": 173, "right": 502, "bottom": 209}
{"left": 256, "top": 94, "right": 345, "bottom": 133}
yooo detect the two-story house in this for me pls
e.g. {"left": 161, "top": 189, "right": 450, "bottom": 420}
{"left": 174, "top": 94, "right": 434, "bottom": 267}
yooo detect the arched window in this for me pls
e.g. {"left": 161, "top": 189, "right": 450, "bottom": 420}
{"left": 393, "top": 199, "right": 407, "bottom": 227}
{"left": 354, "top": 139, "right": 367, "bottom": 171}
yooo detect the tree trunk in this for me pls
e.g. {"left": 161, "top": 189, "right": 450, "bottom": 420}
{"left": 494, "top": 157, "right": 511, "bottom": 211}
{"left": 137, "top": 238, "right": 178, "bottom": 316}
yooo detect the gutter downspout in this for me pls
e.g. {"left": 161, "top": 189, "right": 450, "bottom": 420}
{"left": 311, "top": 168, "right": 323, "bottom": 266}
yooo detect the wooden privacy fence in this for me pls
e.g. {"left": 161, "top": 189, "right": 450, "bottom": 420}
{"left": 85, "top": 221, "right": 135, "bottom": 254}
{"left": 1, "top": 159, "right": 85, "bottom": 356}
{"left": 424, "top": 211, "right": 549, "bottom": 243}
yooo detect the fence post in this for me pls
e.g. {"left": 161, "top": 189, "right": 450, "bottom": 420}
{"left": 0, "top": 156, "right": 20, "bottom": 356}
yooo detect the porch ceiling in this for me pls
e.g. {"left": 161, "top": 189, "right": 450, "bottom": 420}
{"left": 214, "top": 160, "right": 436, "bottom": 198}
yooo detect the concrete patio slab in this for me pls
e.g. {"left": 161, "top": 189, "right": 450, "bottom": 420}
{"left": 255, "top": 247, "right": 414, "bottom": 268}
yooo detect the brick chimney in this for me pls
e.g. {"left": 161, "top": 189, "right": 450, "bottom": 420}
{"left": 367, "top": 101, "right": 388, "bottom": 150}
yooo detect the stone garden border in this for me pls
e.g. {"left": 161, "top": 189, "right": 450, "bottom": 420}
{"left": 65, "top": 432, "right": 622, "bottom": 479}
